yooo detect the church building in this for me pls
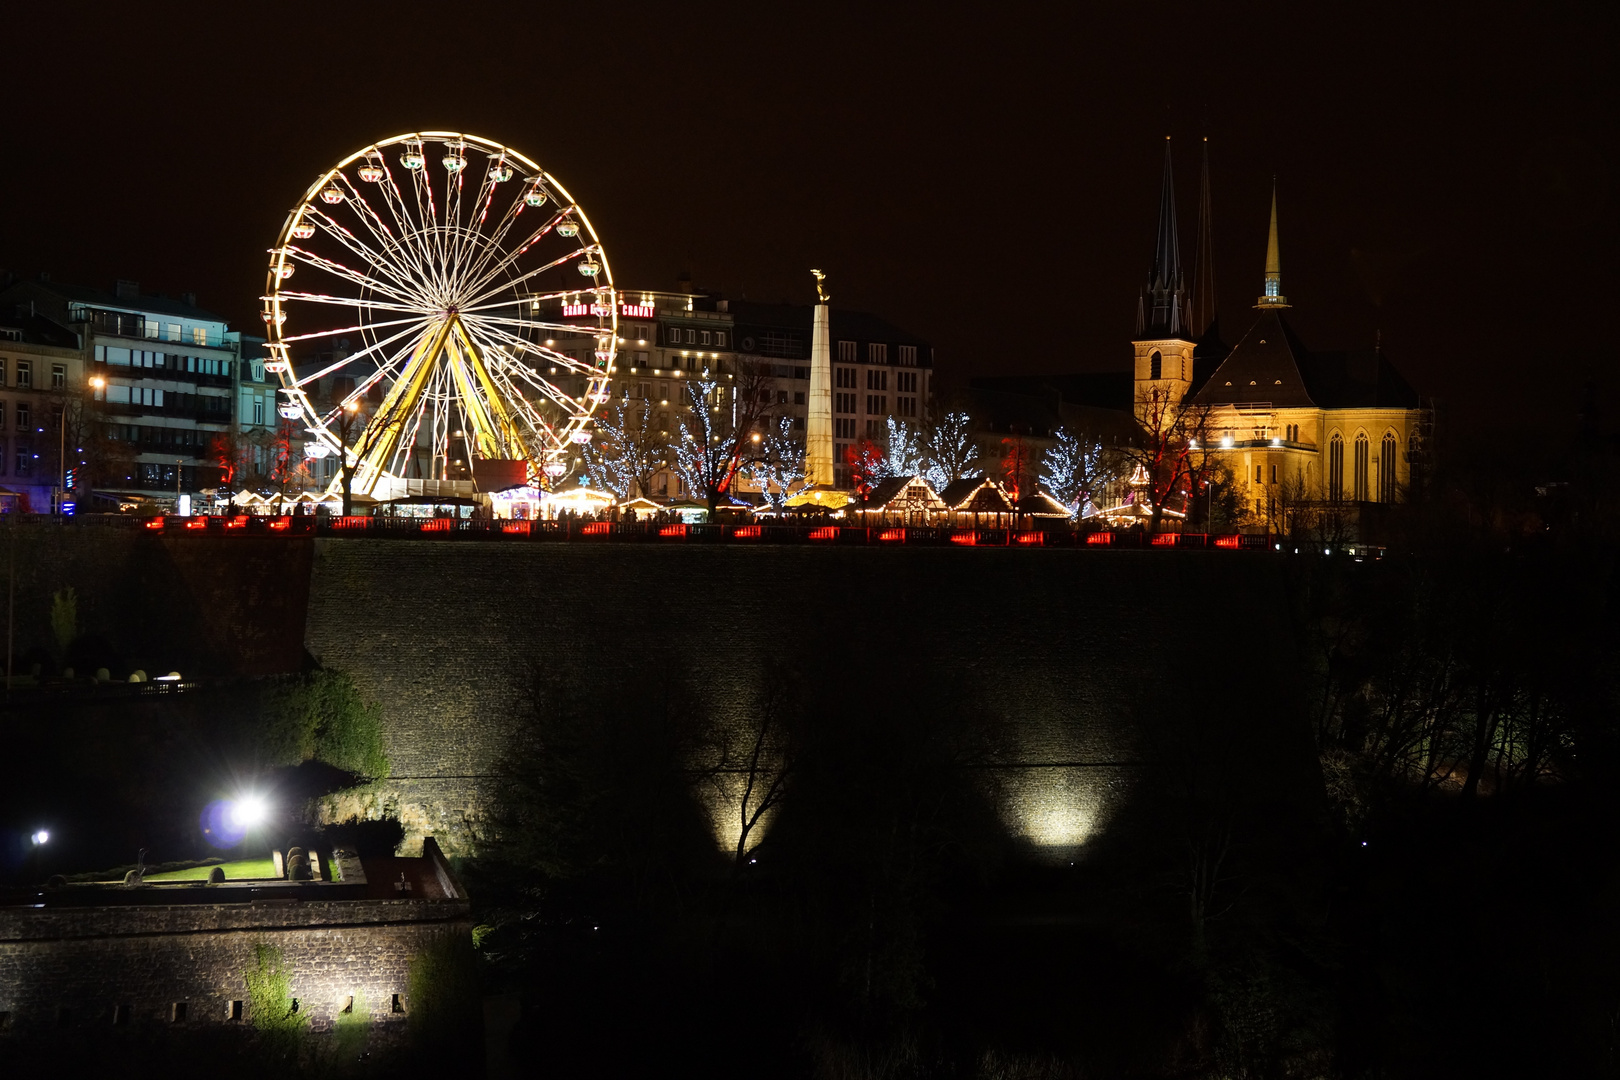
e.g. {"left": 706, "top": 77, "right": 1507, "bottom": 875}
{"left": 1131, "top": 139, "right": 1430, "bottom": 524}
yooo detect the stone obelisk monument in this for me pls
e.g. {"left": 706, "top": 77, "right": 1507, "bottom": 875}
{"left": 805, "top": 269, "right": 834, "bottom": 488}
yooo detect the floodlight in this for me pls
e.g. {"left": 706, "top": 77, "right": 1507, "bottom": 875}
{"left": 31, "top": 829, "right": 49, "bottom": 846}
{"left": 229, "top": 796, "right": 268, "bottom": 829}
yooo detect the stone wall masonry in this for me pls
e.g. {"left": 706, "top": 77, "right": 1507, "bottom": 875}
{"left": 0, "top": 899, "right": 469, "bottom": 1037}
{"left": 304, "top": 541, "right": 1321, "bottom": 857}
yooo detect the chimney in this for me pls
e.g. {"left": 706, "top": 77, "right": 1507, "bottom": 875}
{"left": 115, "top": 279, "right": 140, "bottom": 300}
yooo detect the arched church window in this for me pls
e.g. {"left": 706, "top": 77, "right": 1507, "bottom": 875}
{"left": 1380, "top": 432, "right": 1398, "bottom": 502}
{"left": 1328, "top": 433, "right": 1344, "bottom": 501}
{"left": 1149, "top": 350, "right": 1162, "bottom": 380}
{"left": 1354, "top": 433, "right": 1370, "bottom": 501}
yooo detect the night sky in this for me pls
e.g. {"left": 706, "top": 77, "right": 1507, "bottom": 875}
{"left": 4, "top": 2, "right": 1614, "bottom": 436}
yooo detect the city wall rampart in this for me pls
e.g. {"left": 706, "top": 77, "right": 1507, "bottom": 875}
{"left": 304, "top": 540, "right": 1321, "bottom": 857}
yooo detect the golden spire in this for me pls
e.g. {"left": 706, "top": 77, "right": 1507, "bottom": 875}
{"left": 1255, "top": 179, "right": 1289, "bottom": 309}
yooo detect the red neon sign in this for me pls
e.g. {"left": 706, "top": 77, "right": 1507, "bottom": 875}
{"left": 659, "top": 523, "right": 688, "bottom": 538}
{"left": 1214, "top": 534, "right": 1241, "bottom": 549}
{"left": 580, "top": 521, "right": 609, "bottom": 535}
{"left": 420, "top": 518, "right": 454, "bottom": 532}
{"left": 1085, "top": 532, "right": 1112, "bottom": 545}
{"left": 808, "top": 526, "right": 837, "bottom": 541}
{"left": 950, "top": 532, "right": 979, "bottom": 546}
{"left": 1015, "top": 531, "right": 1043, "bottom": 545}
{"left": 879, "top": 528, "right": 906, "bottom": 543}
{"left": 732, "top": 525, "right": 761, "bottom": 539}
{"left": 1151, "top": 533, "right": 1177, "bottom": 546}
{"left": 561, "top": 302, "right": 656, "bottom": 318}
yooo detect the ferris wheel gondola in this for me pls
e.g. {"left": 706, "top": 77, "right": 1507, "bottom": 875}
{"left": 262, "top": 131, "right": 615, "bottom": 499}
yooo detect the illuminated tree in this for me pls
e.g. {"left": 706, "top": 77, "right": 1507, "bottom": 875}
{"left": 583, "top": 396, "right": 666, "bottom": 499}
{"left": 674, "top": 364, "right": 771, "bottom": 515}
{"left": 883, "top": 416, "right": 925, "bottom": 478}
{"left": 845, "top": 438, "right": 885, "bottom": 500}
{"left": 999, "top": 435, "right": 1033, "bottom": 502}
{"left": 922, "top": 409, "right": 979, "bottom": 490}
{"left": 750, "top": 414, "right": 806, "bottom": 511}
{"left": 1038, "top": 426, "right": 1109, "bottom": 518}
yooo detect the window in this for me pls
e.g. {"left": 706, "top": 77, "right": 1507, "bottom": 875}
{"left": 835, "top": 418, "right": 855, "bottom": 438}
{"left": 865, "top": 394, "right": 887, "bottom": 414}
{"left": 896, "top": 371, "right": 918, "bottom": 393}
{"left": 52, "top": 364, "right": 66, "bottom": 390}
{"left": 0, "top": 359, "right": 5, "bottom": 384}
{"left": 1271, "top": 464, "right": 1278, "bottom": 484}
{"left": 254, "top": 398, "right": 265, "bottom": 425}
{"left": 868, "top": 343, "right": 887, "bottom": 364}
{"left": 1328, "top": 433, "right": 1344, "bottom": 501}
{"left": 145, "top": 319, "right": 160, "bottom": 339}
{"left": 835, "top": 367, "right": 856, "bottom": 389}
{"left": 192, "top": 327, "right": 207, "bottom": 345}
{"left": 166, "top": 324, "right": 181, "bottom": 342}
{"left": 1354, "top": 433, "right": 1370, "bottom": 501}
{"left": 838, "top": 341, "right": 856, "bottom": 362}
{"left": 792, "top": 416, "right": 804, "bottom": 430}
{"left": 0, "top": 400, "right": 5, "bottom": 430}
{"left": 392, "top": 995, "right": 406, "bottom": 1015}
{"left": 898, "top": 396, "right": 917, "bottom": 417}
{"left": 685, "top": 329, "right": 696, "bottom": 344}
{"left": 715, "top": 332, "right": 727, "bottom": 348}
{"left": 835, "top": 392, "right": 856, "bottom": 414}
{"left": 865, "top": 418, "right": 883, "bottom": 437}
{"left": 777, "top": 390, "right": 788, "bottom": 404}
{"left": 17, "top": 402, "right": 30, "bottom": 431}
{"left": 228, "top": 1001, "right": 244, "bottom": 1021}
{"left": 700, "top": 330, "right": 711, "bottom": 346}
{"left": 793, "top": 391, "right": 805, "bottom": 405}
{"left": 898, "top": 345, "right": 917, "bottom": 366}
{"left": 15, "top": 361, "right": 30, "bottom": 388}
{"left": 1380, "top": 432, "right": 1398, "bottom": 502}
{"left": 1149, "top": 350, "right": 1162, "bottom": 380}
{"left": 866, "top": 369, "right": 887, "bottom": 391}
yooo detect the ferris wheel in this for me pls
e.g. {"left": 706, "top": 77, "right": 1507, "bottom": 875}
{"left": 262, "top": 131, "right": 615, "bottom": 498}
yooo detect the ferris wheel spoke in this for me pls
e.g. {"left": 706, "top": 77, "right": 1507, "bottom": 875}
{"left": 456, "top": 288, "right": 583, "bottom": 315}
{"left": 281, "top": 245, "right": 423, "bottom": 308}
{"left": 459, "top": 243, "right": 589, "bottom": 312}
{"left": 289, "top": 319, "right": 429, "bottom": 389}
{"left": 461, "top": 316, "right": 599, "bottom": 375}
{"left": 457, "top": 208, "right": 573, "bottom": 303}
{"left": 280, "top": 314, "right": 426, "bottom": 345}
{"left": 369, "top": 164, "right": 440, "bottom": 287}
{"left": 303, "top": 202, "right": 426, "bottom": 302}
{"left": 271, "top": 291, "right": 430, "bottom": 316}
{"left": 458, "top": 182, "right": 541, "bottom": 289}
{"left": 461, "top": 321, "right": 586, "bottom": 418}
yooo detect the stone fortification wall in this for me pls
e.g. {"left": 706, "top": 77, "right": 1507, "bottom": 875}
{"left": 305, "top": 541, "right": 1320, "bottom": 856}
{"left": 7, "top": 523, "right": 310, "bottom": 678}
{"left": 0, "top": 898, "right": 469, "bottom": 1038}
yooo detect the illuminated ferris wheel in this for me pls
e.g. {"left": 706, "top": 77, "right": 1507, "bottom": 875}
{"left": 262, "top": 131, "right": 616, "bottom": 497}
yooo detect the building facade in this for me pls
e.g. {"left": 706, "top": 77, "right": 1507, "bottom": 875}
{"left": 0, "top": 309, "right": 84, "bottom": 512}
{"left": 0, "top": 277, "right": 245, "bottom": 507}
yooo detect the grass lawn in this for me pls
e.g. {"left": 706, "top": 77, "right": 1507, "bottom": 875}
{"left": 143, "top": 858, "right": 280, "bottom": 882}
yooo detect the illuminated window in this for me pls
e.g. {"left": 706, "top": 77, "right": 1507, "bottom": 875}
{"left": 52, "top": 364, "right": 65, "bottom": 389}
{"left": 1380, "top": 432, "right": 1398, "bottom": 502}
{"left": 145, "top": 319, "right": 160, "bottom": 338}
{"left": 838, "top": 341, "right": 856, "bottom": 362}
{"left": 166, "top": 324, "right": 181, "bottom": 342}
{"left": 1328, "top": 433, "right": 1344, "bottom": 500}
{"left": 192, "top": 327, "right": 207, "bottom": 345}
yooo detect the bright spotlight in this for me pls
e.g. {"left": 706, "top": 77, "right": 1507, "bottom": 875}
{"left": 229, "top": 796, "right": 268, "bottom": 830}
{"left": 31, "top": 829, "right": 49, "bottom": 846}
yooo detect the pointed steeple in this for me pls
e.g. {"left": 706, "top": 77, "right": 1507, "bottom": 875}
{"left": 1191, "top": 137, "right": 1217, "bottom": 337}
{"left": 1137, "top": 137, "right": 1188, "bottom": 339}
{"left": 1255, "top": 179, "right": 1289, "bottom": 309}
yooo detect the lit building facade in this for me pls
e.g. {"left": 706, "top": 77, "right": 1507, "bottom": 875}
{"left": 0, "top": 277, "right": 243, "bottom": 505}
{"left": 0, "top": 308, "right": 84, "bottom": 512}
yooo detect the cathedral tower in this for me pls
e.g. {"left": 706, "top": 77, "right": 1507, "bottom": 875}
{"left": 1254, "top": 181, "right": 1289, "bottom": 309}
{"left": 1134, "top": 138, "right": 1196, "bottom": 409}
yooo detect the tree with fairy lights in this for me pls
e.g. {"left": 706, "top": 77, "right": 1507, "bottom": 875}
{"left": 845, "top": 438, "right": 885, "bottom": 500}
{"left": 923, "top": 409, "right": 980, "bottom": 490}
{"left": 674, "top": 364, "right": 772, "bottom": 516}
{"left": 750, "top": 414, "right": 806, "bottom": 511}
{"left": 884, "top": 416, "right": 925, "bottom": 479}
{"left": 1039, "top": 425, "right": 1110, "bottom": 519}
{"left": 583, "top": 396, "right": 666, "bottom": 500}
{"left": 1000, "top": 435, "right": 1033, "bottom": 502}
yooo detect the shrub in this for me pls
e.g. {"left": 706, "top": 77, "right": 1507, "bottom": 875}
{"left": 407, "top": 931, "right": 482, "bottom": 1060}
{"left": 244, "top": 942, "right": 306, "bottom": 1059}
{"left": 49, "top": 587, "right": 77, "bottom": 654}
{"left": 253, "top": 670, "right": 390, "bottom": 778}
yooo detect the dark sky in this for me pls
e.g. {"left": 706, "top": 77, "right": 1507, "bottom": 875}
{"left": 4, "top": 2, "right": 1614, "bottom": 435}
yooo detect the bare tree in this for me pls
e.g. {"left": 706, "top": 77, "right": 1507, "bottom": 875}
{"left": 1115, "top": 386, "right": 1220, "bottom": 532}
{"left": 674, "top": 363, "right": 772, "bottom": 515}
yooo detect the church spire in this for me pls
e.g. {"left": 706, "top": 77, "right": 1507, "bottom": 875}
{"left": 1137, "top": 137, "right": 1188, "bottom": 338}
{"left": 1190, "top": 137, "right": 1216, "bottom": 336}
{"left": 1255, "top": 179, "right": 1289, "bottom": 309}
